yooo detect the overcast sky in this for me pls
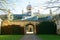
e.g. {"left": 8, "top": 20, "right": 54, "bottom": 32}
{"left": 0, "top": 0, "right": 60, "bottom": 15}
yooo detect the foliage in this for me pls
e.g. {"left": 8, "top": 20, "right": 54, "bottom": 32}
{"left": 38, "top": 34, "right": 60, "bottom": 40}
{"left": 0, "top": 35, "right": 23, "bottom": 40}
{"left": 36, "top": 21, "right": 57, "bottom": 34}
{"left": 1, "top": 25, "right": 24, "bottom": 35}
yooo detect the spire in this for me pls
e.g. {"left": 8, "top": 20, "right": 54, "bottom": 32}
{"left": 26, "top": 2, "right": 32, "bottom": 16}
{"left": 38, "top": 10, "right": 40, "bottom": 14}
{"left": 22, "top": 9, "right": 24, "bottom": 14}
{"left": 7, "top": 9, "right": 13, "bottom": 21}
{"left": 8, "top": 9, "right": 11, "bottom": 14}
{"left": 27, "top": 2, "right": 32, "bottom": 10}
{"left": 50, "top": 9, "right": 52, "bottom": 16}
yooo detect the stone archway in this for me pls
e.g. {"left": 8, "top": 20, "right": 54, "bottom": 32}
{"left": 25, "top": 24, "right": 34, "bottom": 34}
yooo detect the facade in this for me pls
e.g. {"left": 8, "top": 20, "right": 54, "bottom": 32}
{"left": 1, "top": 4, "right": 39, "bottom": 34}
{"left": 1, "top": 4, "right": 53, "bottom": 34}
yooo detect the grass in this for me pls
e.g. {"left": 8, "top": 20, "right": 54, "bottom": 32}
{"left": 1, "top": 34, "right": 60, "bottom": 40}
{"left": 38, "top": 34, "right": 60, "bottom": 40}
{"left": 0, "top": 35, "right": 23, "bottom": 40}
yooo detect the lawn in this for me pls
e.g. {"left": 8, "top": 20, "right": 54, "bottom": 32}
{"left": 0, "top": 35, "right": 23, "bottom": 40}
{"left": 38, "top": 34, "right": 60, "bottom": 40}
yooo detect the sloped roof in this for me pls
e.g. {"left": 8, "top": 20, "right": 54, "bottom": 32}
{"left": 25, "top": 16, "right": 38, "bottom": 21}
{"left": 0, "top": 13, "right": 52, "bottom": 21}
{"left": 38, "top": 16, "right": 52, "bottom": 21}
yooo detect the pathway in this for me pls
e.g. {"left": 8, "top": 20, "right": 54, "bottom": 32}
{"left": 20, "top": 34, "right": 40, "bottom": 40}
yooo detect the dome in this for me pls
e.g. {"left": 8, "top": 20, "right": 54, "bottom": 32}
{"left": 27, "top": 4, "right": 32, "bottom": 10}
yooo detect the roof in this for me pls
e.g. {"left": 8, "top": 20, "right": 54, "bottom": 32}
{"left": 38, "top": 16, "right": 52, "bottom": 21}
{"left": 0, "top": 14, "right": 52, "bottom": 21}
{"left": 25, "top": 16, "right": 38, "bottom": 21}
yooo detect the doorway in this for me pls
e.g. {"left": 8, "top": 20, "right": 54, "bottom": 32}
{"left": 25, "top": 24, "right": 34, "bottom": 34}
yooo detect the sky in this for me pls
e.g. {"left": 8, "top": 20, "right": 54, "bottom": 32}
{"left": 0, "top": 0, "right": 60, "bottom": 15}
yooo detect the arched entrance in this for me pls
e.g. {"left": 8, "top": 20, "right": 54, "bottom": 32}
{"left": 25, "top": 24, "right": 34, "bottom": 34}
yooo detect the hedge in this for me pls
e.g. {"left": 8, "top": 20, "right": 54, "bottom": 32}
{"left": 1, "top": 25, "right": 24, "bottom": 35}
{"left": 36, "top": 21, "right": 57, "bottom": 34}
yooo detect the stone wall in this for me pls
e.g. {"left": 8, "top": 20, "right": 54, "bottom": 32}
{"left": 57, "top": 21, "right": 60, "bottom": 34}
{"left": 57, "top": 29, "right": 60, "bottom": 34}
{"left": 1, "top": 20, "right": 39, "bottom": 34}
{"left": 2, "top": 20, "right": 39, "bottom": 27}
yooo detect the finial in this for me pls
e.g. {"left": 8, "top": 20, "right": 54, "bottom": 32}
{"left": 50, "top": 9, "right": 52, "bottom": 14}
{"left": 22, "top": 9, "right": 24, "bottom": 14}
{"left": 28, "top": 1, "right": 30, "bottom": 4}
{"left": 8, "top": 9, "right": 11, "bottom": 13}
{"left": 38, "top": 10, "right": 39, "bottom": 12}
{"left": 50, "top": 9, "right": 52, "bottom": 16}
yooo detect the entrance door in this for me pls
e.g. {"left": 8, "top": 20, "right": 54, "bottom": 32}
{"left": 25, "top": 25, "right": 34, "bottom": 34}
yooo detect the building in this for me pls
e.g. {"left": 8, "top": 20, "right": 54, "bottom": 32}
{"left": 1, "top": 4, "right": 54, "bottom": 34}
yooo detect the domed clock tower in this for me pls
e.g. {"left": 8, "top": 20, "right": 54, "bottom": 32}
{"left": 26, "top": 4, "right": 32, "bottom": 16}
